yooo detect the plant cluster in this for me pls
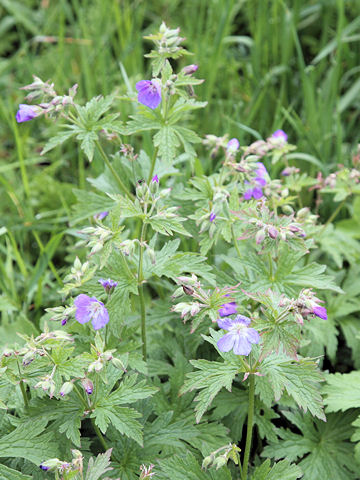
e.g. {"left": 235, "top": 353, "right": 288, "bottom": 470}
{"left": 1, "top": 22, "right": 360, "bottom": 480}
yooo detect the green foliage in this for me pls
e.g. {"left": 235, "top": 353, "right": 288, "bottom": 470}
{"left": 256, "top": 354, "right": 325, "bottom": 421}
{"left": 262, "top": 410, "right": 359, "bottom": 480}
{"left": 252, "top": 459, "right": 303, "bottom": 480}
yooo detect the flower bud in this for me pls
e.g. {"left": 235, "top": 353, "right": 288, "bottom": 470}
{"left": 22, "top": 351, "right": 35, "bottom": 366}
{"left": 112, "top": 357, "right": 127, "bottom": 371}
{"left": 214, "top": 457, "right": 227, "bottom": 469}
{"left": 202, "top": 456, "right": 212, "bottom": 470}
{"left": 81, "top": 378, "right": 94, "bottom": 395}
{"left": 255, "top": 229, "right": 266, "bottom": 245}
{"left": 183, "top": 64, "right": 199, "bottom": 75}
{"left": 282, "top": 205, "right": 294, "bottom": 215}
{"left": 149, "top": 176, "right": 159, "bottom": 195}
{"left": 60, "top": 382, "right": 73, "bottom": 397}
{"left": 268, "top": 226, "right": 279, "bottom": 239}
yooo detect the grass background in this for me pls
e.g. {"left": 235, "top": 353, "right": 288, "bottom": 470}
{"left": 0, "top": 0, "right": 360, "bottom": 335}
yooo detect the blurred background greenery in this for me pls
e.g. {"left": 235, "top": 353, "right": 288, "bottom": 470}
{"left": 1, "top": 0, "right": 360, "bottom": 339}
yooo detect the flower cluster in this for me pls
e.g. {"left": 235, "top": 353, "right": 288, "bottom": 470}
{"left": 16, "top": 76, "right": 77, "bottom": 123}
{"left": 280, "top": 288, "right": 328, "bottom": 324}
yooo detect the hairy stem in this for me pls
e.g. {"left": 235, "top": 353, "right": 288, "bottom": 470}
{"left": 95, "top": 140, "right": 134, "bottom": 200}
{"left": 268, "top": 252, "right": 274, "bottom": 282}
{"left": 319, "top": 197, "right": 347, "bottom": 235}
{"left": 241, "top": 375, "right": 255, "bottom": 480}
{"left": 138, "top": 222, "right": 148, "bottom": 361}
{"left": 17, "top": 359, "right": 29, "bottom": 408}
{"left": 91, "top": 418, "right": 109, "bottom": 451}
{"left": 231, "top": 224, "right": 242, "bottom": 259}
{"left": 147, "top": 147, "right": 159, "bottom": 184}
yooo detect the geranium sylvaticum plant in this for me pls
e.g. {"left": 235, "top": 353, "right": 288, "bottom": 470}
{"left": 2, "top": 21, "right": 359, "bottom": 480}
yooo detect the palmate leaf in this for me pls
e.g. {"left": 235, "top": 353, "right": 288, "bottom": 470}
{"left": 252, "top": 459, "right": 303, "bottom": 480}
{"left": 85, "top": 449, "right": 113, "bottom": 480}
{"left": 180, "top": 359, "right": 239, "bottom": 423}
{"left": 157, "top": 452, "right": 231, "bottom": 480}
{"left": 262, "top": 410, "right": 359, "bottom": 480}
{"left": 71, "top": 189, "right": 117, "bottom": 224}
{"left": 0, "top": 417, "right": 60, "bottom": 465}
{"left": 41, "top": 126, "right": 78, "bottom": 155}
{"left": 323, "top": 372, "right": 360, "bottom": 412}
{"left": 143, "top": 238, "right": 215, "bottom": 283}
{"left": 0, "top": 464, "right": 32, "bottom": 480}
{"left": 91, "top": 405, "right": 143, "bottom": 445}
{"left": 148, "top": 213, "right": 191, "bottom": 237}
{"left": 256, "top": 353, "right": 326, "bottom": 420}
{"left": 153, "top": 125, "right": 180, "bottom": 162}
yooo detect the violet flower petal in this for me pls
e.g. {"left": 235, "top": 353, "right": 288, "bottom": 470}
{"left": 217, "top": 332, "right": 236, "bottom": 352}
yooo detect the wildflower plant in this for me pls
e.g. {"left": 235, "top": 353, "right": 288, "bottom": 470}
{"left": 2, "top": 20, "right": 359, "bottom": 480}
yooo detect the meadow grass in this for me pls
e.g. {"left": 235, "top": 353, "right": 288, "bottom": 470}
{"left": 0, "top": 0, "right": 360, "bottom": 330}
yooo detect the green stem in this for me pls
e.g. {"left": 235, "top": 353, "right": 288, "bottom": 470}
{"left": 95, "top": 140, "right": 134, "bottom": 200}
{"left": 147, "top": 147, "right": 159, "bottom": 184}
{"left": 73, "top": 384, "right": 88, "bottom": 410}
{"left": 319, "top": 198, "right": 347, "bottom": 235}
{"left": 268, "top": 252, "right": 274, "bottom": 282}
{"left": 16, "top": 359, "right": 29, "bottom": 408}
{"left": 231, "top": 224, "right": 242, "bottom": 259}
{"left": 241, "top": 375, "right": 255, "bottom": 480}
{"left": 137, "top": 222, "right": 148, "bottom": 361}
{"left": 19, "top": 380, "right": 29, "bottom": 408}
{"left": 91, "top": 418, "right": 109, "bottom": 451}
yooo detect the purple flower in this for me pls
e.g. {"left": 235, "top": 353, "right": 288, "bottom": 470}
{"left": 218, "top": 301, "right": 237, "bottom": 317}
{"left": 183, "top": 64, "right": 199, "bottom": 75}
{"left": 99, "top": 278, "right": 118, "bottom": 293}
{"left": 272, "top": 129, "right": 288, "bottom": 142}
{"left": 209, "top": 212, "right": 216, "bottom": 222}
{"left": 94, "top": 211, "right": 108, "bottom": 221}
{"left": 136, "top": 80, "right": 161, "bottom": 109}
{"left": 227, "top": 138, "right": 240, "bottom": 152}
{"left": 313, "top": 305, "right": 327, "bottom": 320}
{"left": 152, "top": 175, "right": 159, "bottom": 183}
{"left": 61, "top": 318, "right": 67, "bottom": 326}
{"left": 81, "top": 378, "right": 94, "bottom": 395}
{"left": 74, "top": 294, "right": 109, "bottom": 330}
{"left": 217, "top": 315, "right": 260, "bottom": 356}
{"left": 16, "top": 104, "right": 40, "bottom": 123}
{"left": 243, "top": 162, "right": 268, "bottom": 200}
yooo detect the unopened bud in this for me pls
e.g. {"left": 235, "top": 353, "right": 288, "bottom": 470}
{"left": 183, "top": 64, "right": 199, "bottom": 75}
{"left": 202, "top": 456, "right": 212, "bottom": 470}
{"left": 182, "top": 285, "right": 194, "bottom": 295}
{"left": 60, "top": 382, "right": 73, "bottom": 397}
{"left": 112, "top": 357, "right": 127, "bottom": 371}
{"left": 81, "top": 378, "right": 94, "bottom": 395}
{"left": 255, "top": 229, "right": 266, "bottom": 245}
{"left": 214, "top": 457, "right": 227, "bottom": 469}
{"left": 282, "top": 205, "right": 294, "bottom": 215}
{"left": 268, "top": 226, "right": 279, "bottom": 239}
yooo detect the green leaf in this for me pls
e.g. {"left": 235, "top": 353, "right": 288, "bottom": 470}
{"left": 262, "top": 410, "right": 359, "bottom": 480}
{"left": 153, "top": 126, "right": 180, "bottom": 162}
{"left": 77, "top": 130, "right": 97, "bottom": 162}
{"left": 252, "top": 459, "right": 303, "bottom": 480}
{"left": 0, "top": 418, "right": 60, "bottom": 465}
{"left": 41, "top": 128, "right": 77, "bottom": 155}
{"left": 180, "top": 359, "right": 239, "bottom": 422}
{"left": 148, "top": 213, "right": 191, "bottom": 237}
{"left": 106, "top": 375, "right": 157, "bottom": 405}
{"left": 157, "top": 452, "right": 231, "bottom": 480}
{"left": 323, "top": 372, "right": 360, "bottom": 412}
{"left": 71, "top": 189, "right": 116, "bottom": 224}
{"left": 256, "top": 354, "right": 326, "bottom": 420}
{"left": 85, "top": 449, "right": 113, "bottom": 480}
{"left": 91, "top": 406, "right": 143, "bottom": 445}
{"left": 110, "top": 194, "right": 143, "bottom": 218}
{"left": 0, "top": 464, "right": 32, "bottom": 480}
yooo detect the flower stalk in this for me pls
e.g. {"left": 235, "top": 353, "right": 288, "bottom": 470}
{"left": 241, "top": 374, "right": 255, "bottom": 480}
